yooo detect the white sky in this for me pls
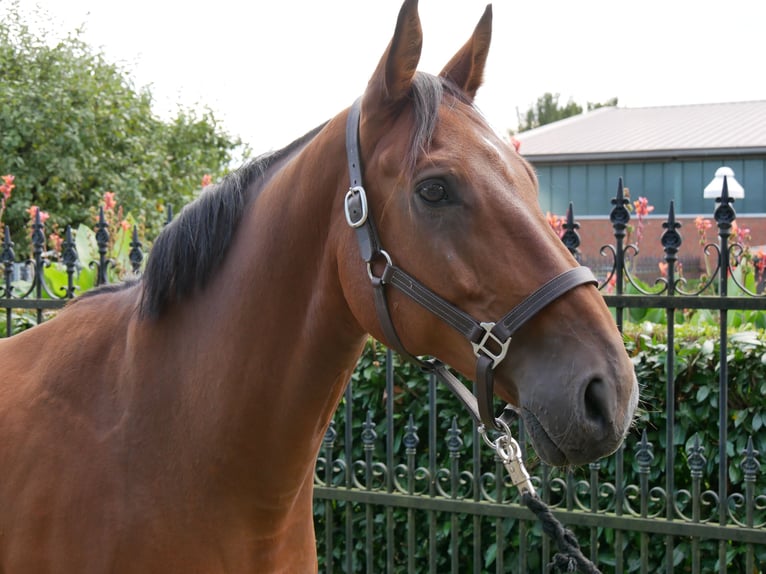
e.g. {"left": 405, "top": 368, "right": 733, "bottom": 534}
{"left": 16, "top": 0, "right": 766, "bottom": 155}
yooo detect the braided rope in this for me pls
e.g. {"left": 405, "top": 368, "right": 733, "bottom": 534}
{"left": 521, "top": 492, "right": 602, "bottom": 574}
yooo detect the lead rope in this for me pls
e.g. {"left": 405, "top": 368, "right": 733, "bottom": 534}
{"left": 479, "top": 421, "right": 602, "bottom": 574}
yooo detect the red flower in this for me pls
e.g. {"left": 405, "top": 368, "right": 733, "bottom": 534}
{"left": 49, "top": 232, "right": 63, "bottom": 253}
{"left": 756, "top": 250, "right": 766, "bottom": 276}
{"left": 695, "top": 216, "right": 712, "bottom": 233}
{"left": 103, "top": 191, "right": 117, "bottom": 212}
{"left": 732, "top": 221, "right": 750, "bottom": 244}
{"left": 633, "top": 196, "right": 654, "bottom": 218}
{"left": 0, "top": 174, "right": 14, "bottom": 201}
{"left": 546, "top": 212, "right": 564, "bottom": 238}
{"left": 604, "top": 273, "right": 617, "bottom": 294}
{"left": 658, "top": 261, "right": 668, "bottom": 277}
{"left": 201, "top": 174, "right": 212, "bottom": 187}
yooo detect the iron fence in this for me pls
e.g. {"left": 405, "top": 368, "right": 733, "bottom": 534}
{"left": 1, "top": 179, "right": 765, "bottom": 572}
{"left": 312, "top": 178, "right": 766, "bottom": 573}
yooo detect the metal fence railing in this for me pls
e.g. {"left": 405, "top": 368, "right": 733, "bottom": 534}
{"left": 313, "top": 178, "right": 766, "bottom": 573}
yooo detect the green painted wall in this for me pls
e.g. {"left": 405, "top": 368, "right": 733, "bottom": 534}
{"left": 533, "top": 157, "right": 766, "bottom": 217}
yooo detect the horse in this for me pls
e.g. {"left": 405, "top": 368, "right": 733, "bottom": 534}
{"left": 0, "top": 1, "right": 638, "bottom": 571}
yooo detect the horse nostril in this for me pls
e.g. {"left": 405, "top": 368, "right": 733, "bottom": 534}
{"left": 583, "top": 377, "right": 610, "bottom": 428}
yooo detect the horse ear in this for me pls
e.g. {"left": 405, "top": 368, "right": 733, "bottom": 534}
{"left": 362, "top": 0, "right": 422, "bottom": 114}
{"left": 439, "top": 4, "right": 492, "bottom": 100}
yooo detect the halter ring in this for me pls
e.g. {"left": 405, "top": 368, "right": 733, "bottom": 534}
{"left": 367, "top": 250, "right": 393, "bottom": 282}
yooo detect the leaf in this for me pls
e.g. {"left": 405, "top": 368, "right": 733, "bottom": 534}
{"left": 75, "top": 224, "right": 97, "bottom": 265}
{"left": 731, "top": 331, "right": 762, "bottom": 347}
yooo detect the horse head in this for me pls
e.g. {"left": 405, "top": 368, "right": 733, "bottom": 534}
{"left": 338, "top": 0, "right": 638, "bottom": 466}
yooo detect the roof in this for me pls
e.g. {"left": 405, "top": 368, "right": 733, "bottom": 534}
{"left": 516, "top": 100, "right": 766, "bottom": 162}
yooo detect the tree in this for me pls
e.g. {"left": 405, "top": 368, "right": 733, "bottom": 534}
{"left": 514, "top": 93, "right": 618, "bottom": 133}
{"left": 0, "top": 3, "right": 247, "bottom": 245}
{"left": 588, "top": 96, "right": 618, "bottom": 111}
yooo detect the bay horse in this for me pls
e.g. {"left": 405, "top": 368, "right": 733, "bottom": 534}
{"left": 0, "top": 1, "right": 638, "bottom": 571}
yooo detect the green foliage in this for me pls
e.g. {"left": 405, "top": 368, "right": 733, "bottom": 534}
{"left": 514, "top": 92, "right": 618, "bottom": 133}
{"left": 516, "top": 92, "right": 582, "bottom": 133}
{"left": 0, "top": 2, "right": 246, "bottom": 250}
{"left": 588, "top": 96, "right": 619, "bottom": 111}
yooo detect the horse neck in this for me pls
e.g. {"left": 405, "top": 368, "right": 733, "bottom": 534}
{"left": 173, "top": 120, "right": 366, "bottom": 494}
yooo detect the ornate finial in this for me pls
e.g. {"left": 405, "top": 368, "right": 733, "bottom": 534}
{"left": 1, "top": 226, "right": 15, "bottom": 296}
{"left": 94, "top": 207, "right": 110, "bottom": 286}
{"left": 560, "top": 202, "right": 582, "bottom": 257}
{"left": 2, "top": 226, "right": 14, "bottom": 264}
{"left": 661, "top": 201, "right": 682, "bottom": 261}
{"left": 95, "top": 206, "right": 110, "bottom": 253}
{"left": 446, "top": 417, "right": 463, "bottom": 455}
{"left": 714, "top": 176, "right": 736, "bottom": 236}
{"left": 403, "top": 413, "right": 419, "bottom": 453}
{"left": 322, "top": 420, "right": 337, "bottom": 448}
{"left": 61, "top": 226, "right": 78, "bottom": 270}
{"left": 31, "top": 207, "right": 45, "bottom": 255}
{"left": 61, "top": 226, "right": 78, "bottom": 298}
{"left": 635, "top": 429, "right": 654, "bottom": 474}
{"left": 741, "top": 436, "right": 761, "bottom": 483}
{"left": 361, "top": 411, "right": 377, "bottom": 451}
{"left": 609, "top": 177, "right": 631, "bottom": 240}
{"left": 129, "top": 226, "right": 144, "bottom": 274}
{"left": 687, "top": 434, "right": 706, "bottom": 479}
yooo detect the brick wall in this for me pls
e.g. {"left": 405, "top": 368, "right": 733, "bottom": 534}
{"left": 572, "top": 215, "right": 766, "bottom": 280}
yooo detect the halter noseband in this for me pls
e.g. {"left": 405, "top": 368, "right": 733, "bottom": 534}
{"left": 344, "top": 99, "right": 597, "bottom": 431}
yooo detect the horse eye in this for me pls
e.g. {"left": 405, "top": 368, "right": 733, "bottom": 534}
{"left": 416, "top": 180, "right": 448, "bottom": 204}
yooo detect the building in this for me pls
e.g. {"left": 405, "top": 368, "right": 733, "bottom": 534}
{"left": 516, "top": 101, "right": 766, "bottom": 275}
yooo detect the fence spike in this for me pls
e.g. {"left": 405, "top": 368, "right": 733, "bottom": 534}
{"left": 741, "top": 436, "right": 761, "bottom": 483}
{"left": 686, "top": 433, "right": 706, "bottom": 479}
{"left": 129, "top": 226, "right": 144, "bottom": 274}
{"left": 403, "top": 413, "right": 419, "bottom": 452}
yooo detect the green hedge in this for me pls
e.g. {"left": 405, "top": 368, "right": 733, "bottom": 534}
{"left": 315, "top": 325, "right": 766, "bottom": 572}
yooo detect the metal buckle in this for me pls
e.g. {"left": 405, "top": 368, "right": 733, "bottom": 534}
{"left": 471, "top": 321, "right": 510, "bottom": 366}
{"left": 344, "top": 186, "right": 368, "bottom": 228}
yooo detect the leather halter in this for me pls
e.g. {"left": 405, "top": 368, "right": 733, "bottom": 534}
{"left": 344, "top": 99, "right": 597, "bottom": 431}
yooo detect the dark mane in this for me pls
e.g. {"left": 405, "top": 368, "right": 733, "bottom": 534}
{"left": 133, "top": 75, "right": 462, "bottom": 319}
{"left": 138, "top": 123, "right": 326, "bottom": 319}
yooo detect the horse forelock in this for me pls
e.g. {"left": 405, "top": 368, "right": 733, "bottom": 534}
{"left": 138, "top": 122, "right": 327, "bottom": 319}
{"left": 406, "top": 72, "right": 473, "bottom": 174}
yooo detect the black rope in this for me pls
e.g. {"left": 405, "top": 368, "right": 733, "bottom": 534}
{"left": 521, "top": 492, "right": 602, "bottom": 574}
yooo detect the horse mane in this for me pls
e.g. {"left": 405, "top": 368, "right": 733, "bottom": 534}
{"left": 137, "top": 123, "right": 326, "bottom": 319}
{"left": 124, "top": 73, "right": 467, "bottom": 319}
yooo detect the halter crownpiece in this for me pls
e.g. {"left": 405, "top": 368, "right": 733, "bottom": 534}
{"left": 343, "top": 98, "right": 598, "bottom": 432}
